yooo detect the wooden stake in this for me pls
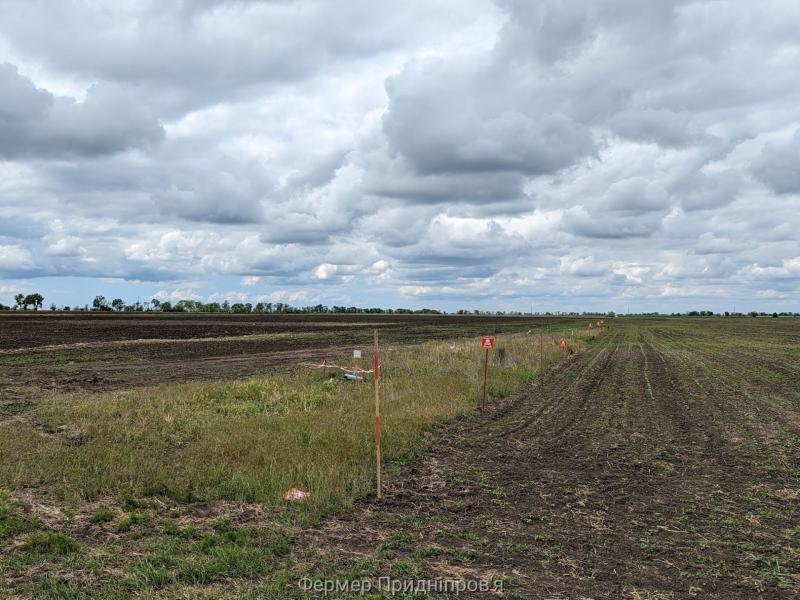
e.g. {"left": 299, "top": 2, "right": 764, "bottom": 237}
{"left": 540, "top": 331, "right": 544, "bottom": 377}
{"left": 482, "top": 348, "right": 489, "bottom": 411}
{"left": 374, "top": 329, "right": 381, "bottom": 499}
{"left": 323, "top": 358, "right": 327, "bottom": 378}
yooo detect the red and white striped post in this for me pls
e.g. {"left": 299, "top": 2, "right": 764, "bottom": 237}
{"left": 374, "top": 329, "right": 381, "bottom": 499}
{"left": 539, "top": 331, "right": 544, "bottom": 377}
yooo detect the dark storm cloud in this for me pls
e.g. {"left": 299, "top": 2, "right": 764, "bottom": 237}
{"left": 0, "top": 63, "right": 164, "bottom": 159}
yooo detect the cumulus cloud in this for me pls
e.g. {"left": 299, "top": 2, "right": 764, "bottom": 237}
{"left": 153, "top": 171, "right": 265, "bottom": 224}
{"left": 563, "top": 206, "right": 665, "bottom": 239}
{"left": 0, "top": 245, "right": 35, "bottom": 270}
{"left": 399, "top": 285, "right": 432, "bottom": 297}
{"left": 45, "top": 236, "right": 85, "bottom": 257}
{"left": 382, "top": 60, "right": 595, "bottom": 180}
{"left": 1, "top": 0, "right": 799, "bottom": 311}
{"left": 0, "top": 216, "right": 47, "bottom": 240}
{"left": 369, "top": 260, "right": 389, "bottom": 272}
{"left": 151, "top": 288, "right": 204, "bottom": 302}
{"left": 693, "top": 233, "right": 741, "bottom": 255}
{"left": 313, "top": 264, "right": 338, "bottom": 279}
{"left": 673, "top": 170, "right": 743, "bottom": 212}
{"left": 607, "top": 108, "right": 708, "bottom": 149}
{"left": 207, "top": 291, "right": 249, "bottom": 303}
{"left": 598, "top": 178, "right": 670, "bottom": 216}
{"left": 259, "top": 290, "right": 311, "bottom": 303}
{"left": 560, "top": 255, "right": 609, "bottom": 277}
{"left": 752, "top": 129, "right": 800, "bottom": 194}
{"left": 0, "top": 63, "right": 164, "bottom": 159}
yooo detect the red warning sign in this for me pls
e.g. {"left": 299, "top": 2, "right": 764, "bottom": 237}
{"left": 560, "top": 339, "right": 568, "bottom": 347}
{"left": 481, "top": 336, "right": 495, "bottom": 349}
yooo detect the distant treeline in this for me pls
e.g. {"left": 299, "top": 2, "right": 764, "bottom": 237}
{"left": 1, "top": 294, "right": 796, "bottom": 317}
{"left": 663, "top": 311, "right": 799, "bottom": 317}
{"left": 52, "top": 296, "right": 450, "bottom": 315}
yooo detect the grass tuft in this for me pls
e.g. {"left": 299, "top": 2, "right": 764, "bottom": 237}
{"left": 0, "top": 490, "right": 39, "bottom": 538}
{"left": 23, "top": 532, "right": 81, "bottom": 556}
{"left": 89, "top": 507, "right": 116, "bottom": 525}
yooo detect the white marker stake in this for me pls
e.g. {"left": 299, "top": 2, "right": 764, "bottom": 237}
{"left": 354, "top": 350, "right": 363, "bottom": 383}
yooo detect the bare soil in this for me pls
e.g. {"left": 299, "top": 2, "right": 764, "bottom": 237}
{"left": 2, "top": 316, "right": 798, "bottom": 599}
{"left": 299, "top": 323, "right": 800, "bottom": 599}
{"left": 0, "top": 312, "right": 568, "bottom": 404}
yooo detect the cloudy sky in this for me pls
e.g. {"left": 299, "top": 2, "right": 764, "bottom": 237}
{"left": 1, "top": 0, "right": 799, "bottom": 313}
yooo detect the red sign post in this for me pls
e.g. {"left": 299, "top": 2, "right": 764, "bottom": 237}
{"left": 481, "top": 337, "right": 495, "bottom": 411}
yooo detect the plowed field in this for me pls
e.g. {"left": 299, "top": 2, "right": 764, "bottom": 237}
{"left": 1, "top": 316, "right": 798, "bottom": 599}
{"left": 0, "top": 312, "right": 569, "bottom": 401}
{"left": 301, "top": 319, "right": 800, "bottom": 599}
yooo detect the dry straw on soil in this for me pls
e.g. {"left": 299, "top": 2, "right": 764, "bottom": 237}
{"left": 0, "top": 328, "right": 591, "bottom": 520}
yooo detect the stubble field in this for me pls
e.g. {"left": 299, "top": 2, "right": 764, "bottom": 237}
{"left": 303, "top": 318, "right": 800, "bottom": 599}
{"left": 1, "top": 314, "right": 799, "bottom": 599}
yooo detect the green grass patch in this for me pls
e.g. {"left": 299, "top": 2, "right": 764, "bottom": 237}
{"left": 0, "top": 490, "right": 39, "bottom": 538}
{"left": 89, "top": 507, "right": 117, "bottom": 525}
{"left": 23, "top": 532, "right": 81, "bottom": 556}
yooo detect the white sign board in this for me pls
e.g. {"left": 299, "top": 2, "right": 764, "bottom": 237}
{"left": 353, "top": 350, "right": 362, "bottom": 358}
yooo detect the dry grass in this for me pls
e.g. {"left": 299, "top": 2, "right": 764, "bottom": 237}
{"left": 0, "top": 327, "right": 594, "bottom": 598}
{"left": 0, "top": 328, "right": 591, "bottom": 521}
